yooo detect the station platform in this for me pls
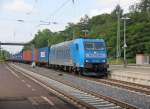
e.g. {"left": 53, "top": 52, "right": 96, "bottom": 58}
{"left": 109, "top": 65, "right": 150, "bottom": 86}
{"left": 0, "top": 63, "right": 78, "bottom": 109}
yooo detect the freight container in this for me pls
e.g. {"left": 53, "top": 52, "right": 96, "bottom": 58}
{"left": 32, "top": 48, "right": 39, "bottom": 62}
{"left": 16, "top": 52, "right": 23, "bottom": 61}
{"left": 38, "top": 47, "right": 49, "bottom": 64}
{"left": 23, "top": 49, "right": 32, "bottom": 62}
{"left": 12, "top": 52, "right": 22, "bottom": 61}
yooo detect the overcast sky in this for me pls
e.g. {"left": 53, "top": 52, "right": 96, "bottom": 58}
{"left": 0, "top": 0, "right": 140, "bottom": 53}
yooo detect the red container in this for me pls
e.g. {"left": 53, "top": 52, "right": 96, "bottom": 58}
{"left": 32, "top": 48, "right": 39, "bottom": 62}
{"left": 23, "top": 49, "right": 32, "bottom": 61}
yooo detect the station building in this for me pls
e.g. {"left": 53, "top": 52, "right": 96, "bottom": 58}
{"left": 136, "top": 54, "right": 150, "bottom": 65}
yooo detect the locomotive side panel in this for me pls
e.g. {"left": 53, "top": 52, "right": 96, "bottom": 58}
{"left": 49, "top": 41, "right": 73, "bottom": 66}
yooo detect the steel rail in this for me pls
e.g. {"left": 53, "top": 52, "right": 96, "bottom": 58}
{"left": 8, "top": 64, "right": 97, "bottom": 109}
{"left": 50, "top": 68, "right": 150, "bottom": 96}
{"left": 84, "top": 77, "right": 150, "bottom": 95}
{"left": 9, "top": 64, "right": 138, "bottom": 109}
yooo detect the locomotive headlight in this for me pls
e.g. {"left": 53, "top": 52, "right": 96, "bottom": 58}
{"left": 102, "top": 60, "right": 106, "bottom": 62}
{"left": 85, "top": 54, "right": 90, "bottom": 57}
{"left": 86, "top": 54, "right": 90, "bottom": 57}
{"left": 86, "top": 60, "right": 89, "bottom": 62}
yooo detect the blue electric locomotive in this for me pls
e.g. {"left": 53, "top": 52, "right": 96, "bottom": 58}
{"left": 49, "top": 38, "right": 108, "bottom": 76}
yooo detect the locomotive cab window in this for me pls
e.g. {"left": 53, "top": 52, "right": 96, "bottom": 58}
{"left": 94, "top": 43, "right": 105, "bottom": 50}
{"left": 84, "top": 42, "right": 105, "bottom": 50}
{"left": 84, "top": 42, "right": 94, "bottom": 50}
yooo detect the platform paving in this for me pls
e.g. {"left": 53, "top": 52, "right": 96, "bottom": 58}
{"left": 0, "top": 63, "right": 77, "bottom": 109}
{"left": 109, "top": 65, "right": 150, "bottom": 86}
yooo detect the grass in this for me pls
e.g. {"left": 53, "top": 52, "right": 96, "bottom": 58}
{"left": 0, "top": 56, "right": 6, "bottom": 63}
{"left": 108, "top": 58, "right": 135, "bottom": 65}
{"left": 108, "top": 58, "right": 123, "bottom": 65}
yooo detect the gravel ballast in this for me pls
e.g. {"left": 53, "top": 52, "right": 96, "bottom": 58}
{"left": 14, "top": 63, "right": 150, "bottom": 109}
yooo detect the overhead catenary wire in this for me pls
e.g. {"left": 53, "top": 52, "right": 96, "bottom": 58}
{"left": 0, "top": 0, "right": 77, "bottom": 29}
{"left": 0, "top": 0, "right": 76, "bottom": 35}
{"left": 26, "top": 0, "right": 38, "bottom": 15}
{"left": 45, "top": 0, "right": 72, "bottom": 21}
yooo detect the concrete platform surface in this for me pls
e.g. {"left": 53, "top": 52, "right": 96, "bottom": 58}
{"left": 0, "top": 63, "right": 78, "bottom": 109}
{"left": 109, "top": 65, "right": 150, "bottom": 86}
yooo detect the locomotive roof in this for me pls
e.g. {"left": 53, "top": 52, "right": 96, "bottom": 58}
{"left": 51, "top": 40, "right": 73, "bottom": 48}
{"left": 51, "top": 38, "right": 105, "bottom": 48}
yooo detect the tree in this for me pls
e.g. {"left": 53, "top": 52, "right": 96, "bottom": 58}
{"left": 30, "top": 29, "right": 53, "bottom": 48}
{"left": 139, "top": 0, "right": 150, "bottom": 12}
{"left": 129, "top": 3, "right": 140, "bottom": 13}
{"left": 23, "top": 0, "right": 150, "bottom": 61}
{"left": 79, "top": 15, "right": 90, "bottom": 36}
{"left": 111, "top": 5, "right": 123, "bottom": 19}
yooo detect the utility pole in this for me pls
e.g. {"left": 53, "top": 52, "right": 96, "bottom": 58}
{"left": 116, "top": 6, "right": 121, "bottom": 60}
{"left": 123, "top": 19, "right": 127, "bottom": 68}
{"left": 72, "top": 0, "right": 75, "bottom": 39}
{"left": 121, "top": 16, "right": 130, "bottom": 68}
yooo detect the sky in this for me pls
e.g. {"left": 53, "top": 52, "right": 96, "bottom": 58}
{"left": 0, "top": 0, "right": 140, "bottom": 54}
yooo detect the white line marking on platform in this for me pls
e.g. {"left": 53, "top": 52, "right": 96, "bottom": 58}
{"left": 22, "top": 79, "right": 26, "bottom": 83}
{"left": 41, "top": 96, "right": 55, "bottom": 106}
{"left": 32, "top": 88, "right": 36, "bottom": 91}
{"left": 6, "top": 66, "right": 20, "bottom": 79}
{"left": 28, "top": 97, "right": 38, "bottom": 105}
{"left": 26, "top": 84, "right": 31, "bottom": 88}
{"left": 10, "top": 65, "right": 62, "bottom": 105}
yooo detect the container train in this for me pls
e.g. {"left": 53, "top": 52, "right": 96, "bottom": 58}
{"left": 10, "top": 38, "right": 109, "bottom": 76}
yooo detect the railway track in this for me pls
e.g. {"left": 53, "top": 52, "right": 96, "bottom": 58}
{"left": 56, "top": 69, "right": 150, "bottom": 96}
{"left": 13, "top": 62, "right": 150, "bottom": 96}
{"left": 9, "top": 64, "right": 137, "bottom": 109}
{"left": 54, "top": 68, "right": 150, "bottom": 96}
{"left": 84, "top": 77, "right": 150, "bottom": 95}
{"left": 107, "top": 79, "right": 150, "bottom": 89}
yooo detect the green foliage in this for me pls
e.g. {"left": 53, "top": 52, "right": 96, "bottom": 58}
{"left": 0, "top": 50, "right": 10, "bottom": 61}
{"left": 24, "top": 1, "right": 150, "bottom": 62}
{"left": 108, "top": 58, "right": 123, "bottom": 65}
{"left": 139, "top": 0, "right": 150, "bottom": 12}
{"left": 31, "top": 29, "right": 53, "bottom": 48}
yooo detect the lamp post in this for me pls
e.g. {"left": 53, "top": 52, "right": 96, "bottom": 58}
{"left": 121, "top": 16, "right": 130, "bottom": 68}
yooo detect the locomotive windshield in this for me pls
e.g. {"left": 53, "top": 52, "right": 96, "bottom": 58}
{"left": 84, "top": 42, "right": 105, "bottom": 50}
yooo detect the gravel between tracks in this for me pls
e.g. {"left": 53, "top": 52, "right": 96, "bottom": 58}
{"left": 14, "top": 63, "right": 150, "bottom": 109}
